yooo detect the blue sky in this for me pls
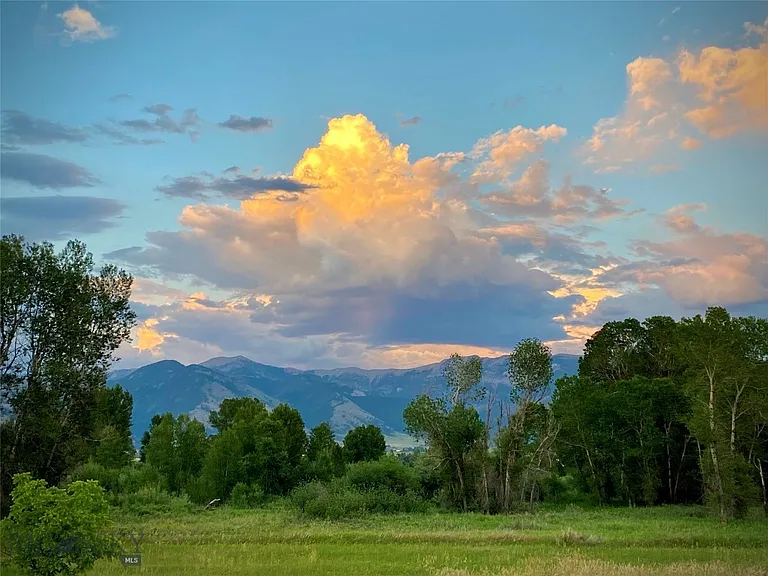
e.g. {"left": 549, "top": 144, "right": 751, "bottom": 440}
{"left": 2, "top": 2, "right": 767, "bottom": 369}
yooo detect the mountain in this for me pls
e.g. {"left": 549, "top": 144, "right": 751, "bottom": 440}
{"left": 108, "top": 354, "right": 580, "bottom": 445}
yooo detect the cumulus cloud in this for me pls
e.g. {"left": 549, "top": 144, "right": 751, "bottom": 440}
{"left": 57, "top": 3, "right": 115, "bottom": 43}
{"left": 471, "top": 124, "right": 567, "bottom": 182}
{"left": 479, "top": 161, "right": 630, "bottom": 224}
{"left": 218, "top": 115, "right": 273, "bottom": 132}
{"left": 109, "top": 114, "right": 610, "bottom": 358}
{"left": 583, "top": 20, "right": 768, "bottom": 172}
{"left": 0, "top": 195, "right": 125, "bottom": 240}
{"left": 0, "top": 151, "right": 100, "bottom": 189}
{"left": 1, "top": 110, "right": 88, "bottom": 145}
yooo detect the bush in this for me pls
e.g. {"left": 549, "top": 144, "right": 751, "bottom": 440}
{"left": 228, "top": 483, "right": 266, "bottom": 509}
{"left": 117, "top": 463, "right": 165, "bottom": 495}
{"left": 66, "top": 461, "right": 120, "bottom": 494}
{"left": 2, "top": 473, "right": 115, "bottom": 576}
{"left": 346, "top": 456, "right": 420, "bottom": 495}
{"left": 289, "top": 478, "right": 430, "bottom": 519}
{"left": 115, "top": 486, "right": 196, "bottom": 516}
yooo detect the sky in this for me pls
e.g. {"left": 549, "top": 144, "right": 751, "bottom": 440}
{"left": 1, "top": 1, "right": 767, "bottom": 370}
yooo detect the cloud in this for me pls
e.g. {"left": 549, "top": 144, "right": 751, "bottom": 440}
{"left": 471, "top": 124, "right": 567, "bottom": 182}
{"left": 583, "top": 20, "right": 768, "bottom": 172}
{"left": 678, "top": 19, "right": 768, "bottom": 138}
{"left": 1, "top": 110, "right": 88, "bottom": 145}
{"left": 109, "top": 93, "right": 133, "bottom": 102}
{"left": 92, "top": 123, "right": 165, "bottom": 146}
{"left": 680, "top": 137, "right": 702, "bottom": 150}
{"left": 599, "top": 204, "right": 768, "bottom": 308}
{"left": 155, "top": 173, "right": 312, "bottom": 200}
{"left": 399, "top": 116, "right": 422, "bottom": 127}
{"left": 0, "top": 195, "right": 125, "bottom": 240}
{"left": 478, "top": 160, "right": 629, "bottom": 223}
{"left": 0, "top": 151, "right": 100, "bottom": 189}
{"left": 120, "top": 104, "right": 200, "bottom": 140}
{"left": 57, "top": 3, "right": 115, "bottom": 43}
{"left": 218, "top": 115, "right": 274, "bottom": 132}
{"left": 108, "top": 114, "right": 604, "bottom": 357}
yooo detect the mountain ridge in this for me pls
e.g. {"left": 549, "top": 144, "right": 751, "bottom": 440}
{"left": 108, "top": 353, "right": 580, "bottom": 445}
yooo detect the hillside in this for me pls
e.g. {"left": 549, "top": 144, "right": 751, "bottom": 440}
{"left": 108, "top": 354, "right": 580, "bottom": 444}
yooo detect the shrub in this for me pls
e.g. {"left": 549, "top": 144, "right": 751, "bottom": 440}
{"left": 2, "top": 473, "right": 114, "bottom": 576}
{"left": 346, "top": 456, "right": 420, "bottom": 495}
{"left": 289, "top": 478, "right": 430, "bottom": 519}
{"left": 117, "top": 463, "right": 165, "bottom": 495}
{"left": 116, "top": 486, "right": 196, "bottom": 516}
{"left": 228, "top": 483, "right": 266, "bottom": 509}
{"left": 66, "top": 461, "right": 120, "bottom": 494}
{"left": 559, "top": 528, "right": 604, "bottom": 547}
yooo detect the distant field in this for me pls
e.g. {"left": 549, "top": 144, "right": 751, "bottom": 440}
{"left": 4, "top": 506, "right": 766, "bottom": 575}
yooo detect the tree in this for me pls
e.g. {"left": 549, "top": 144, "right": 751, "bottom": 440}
{"left": 144, "top": 413, "right": 207, "bottom": 494}
{"left": 579, "top": 319, "right": 646, "bottom": 383}
{"left": 678, "top": 307, "right": 763, "bottom": 521}
{"left": 306, "top": 422, "right": 344, "bottom": 481}
{"left": 92, "top": 385, "right": 135, "bottom": 468}
{"left": 209, "top": 397, "right": 267, "bottom": 433}
{"left": 498, "top": 338, "right": 555, "bottom": 510}
{"left": 0, "top": 236, "right": 136, "bottom": 515}
{"left": 139, "top": 414, "right": 164, "bottom": 463}
{"left": 3, "top": 473, "right": 115, "bottom": 576}
{"left": 343, "top": 425, "right": 386, "bottom": 463}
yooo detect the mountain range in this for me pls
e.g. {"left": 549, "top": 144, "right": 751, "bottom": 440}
{"left": 107, "top": 354, "right": 580, "bottom": 446}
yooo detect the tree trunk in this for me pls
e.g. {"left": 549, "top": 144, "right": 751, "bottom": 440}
{"left": 706, "top": 368, "right": 727, "bottom": 522}
{"left": 756, "top": 458, "right": 767, "bottom": 517}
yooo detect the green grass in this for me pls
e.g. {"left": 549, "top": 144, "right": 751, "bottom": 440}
{"left": 2, "top": 505, "right": 766, "bottom": 575}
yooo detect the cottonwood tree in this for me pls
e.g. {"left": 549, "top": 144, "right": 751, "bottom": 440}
{"left": 678, "top": 307, "right": 764, "bottom": 521}
{"left": 498, "top": 338, "right": 554, "bottom": 510}
{"left": 343, "top": 424, "right": 386, "bottom": 463}
{"left": 0, "top": 236, "right": 135, "bottom": 515}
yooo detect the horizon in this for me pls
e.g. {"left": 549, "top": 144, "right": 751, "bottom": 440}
{"left": 2, "top": 2, "right": 766, "bottom": 371}
{"left": 111, "top": 350, "right": 583, "bottom": 375}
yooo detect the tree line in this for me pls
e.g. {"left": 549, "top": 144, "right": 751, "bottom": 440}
{"left": 1, "top": 235, "right": 766, "bottom": 523}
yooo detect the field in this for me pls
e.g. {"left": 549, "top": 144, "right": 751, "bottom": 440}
{"left": 5, "top": 505, "right": 766, "bottom": 576}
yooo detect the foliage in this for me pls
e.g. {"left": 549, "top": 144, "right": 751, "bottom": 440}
{"left": 346, "top": 456, "right": 420, "bottom": 495}
{"left": 289, "top": 478, "right": 429, "bottom": 519}
{"left": 343, "top": 424, "right": 386, "bottom": 463}
{"left": 306, "top": 422, "right": 345, "bottom": 481}
{"left": 114, "top": 486, "right": 196, "bottom": 516}
{"left": 228, "top": 482, "right": 266, "bottom": 509}
{"left": 0, "top": 236, "right": 136, "bottom": 515}
{"left": 3, "top": 473, "right": 114, "bottom": 576}
{"left": 144, "top": 413, "right": 208, "bottom": 494}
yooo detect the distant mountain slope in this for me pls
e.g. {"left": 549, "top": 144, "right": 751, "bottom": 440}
{"left": 108, "top": 354, "right": 579, "bottom": 444}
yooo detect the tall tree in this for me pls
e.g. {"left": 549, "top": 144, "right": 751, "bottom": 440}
{"left": 343, "top": 424, "right": 386, "bottom": 463}
{"left": 0, "top": 236, "right": 135, "bottom": 514}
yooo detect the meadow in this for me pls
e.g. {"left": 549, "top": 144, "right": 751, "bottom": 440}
{"left": 5, "top": 505, "right": 766, "bottom": 576}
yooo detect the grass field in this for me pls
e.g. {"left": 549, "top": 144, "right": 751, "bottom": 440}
{"left": 3, "top": 505, "right": 767, "bottom": 575}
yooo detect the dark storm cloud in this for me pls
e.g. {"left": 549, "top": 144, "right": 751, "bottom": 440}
{"left": 0, "top": 195, "right": 125, "bottom": 240}
{"left": 249, "top": 282, "right": 578, "bottom": 348}
{"left": 0, "top": 151, "right": 100, "bottom": 189}
{"left": 218, "top": 115, "right": 274, "bottom": 132}
{"left": 1, "top": 110, "right": 88, "bottom": 145}
{"left": 155, "top": 173, "right": 311, "bottom": 200}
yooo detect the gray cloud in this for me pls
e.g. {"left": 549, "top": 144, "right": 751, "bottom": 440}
{"left": 155, "top": 173, "right": 311, "bottom": 200}
{"left": 109, "top": 93, "right": 133, "bottom": 102}
{"left": 120, "top": 104, "right": 200, "bottom": 139}
{"left": 219, "top": 115, "right": 273, "bottom": 132}
{"left": 399, "top": 116, "right": 422, "bottom": 127}
{"left": 92, "top": 123, "right": 165, "bottom": 146}
{"left": 0, "top": 151, "right": 100, "bottom": 189}
{"left": 1, "top": 110, "right": 88, "bottom": 145}
{"left": 1, "top": 195, "right": 125, "bottom": 240}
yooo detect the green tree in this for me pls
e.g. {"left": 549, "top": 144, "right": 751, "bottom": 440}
{"left": 139, "top": 414, "right": 163, "bottom": 463}
{"left": 209, "top": 397, "right": 267, "bottom": 433}
{"left": 92, "top": 385, "right": 135, "bottom": 468}
{"left": 144, "top": 413, "right": 207, "bottom": 494}
{"left": 343, "top": 425, "right": 386, "bottom": 463}
{"left": 0, "top": 236, "right": 136, "bottom": 515}
{"left": 306, "top": 422, "right": 344, "bottom": 481}
{"left": 3, "top": 473, "right": 114, "bottom": 576}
